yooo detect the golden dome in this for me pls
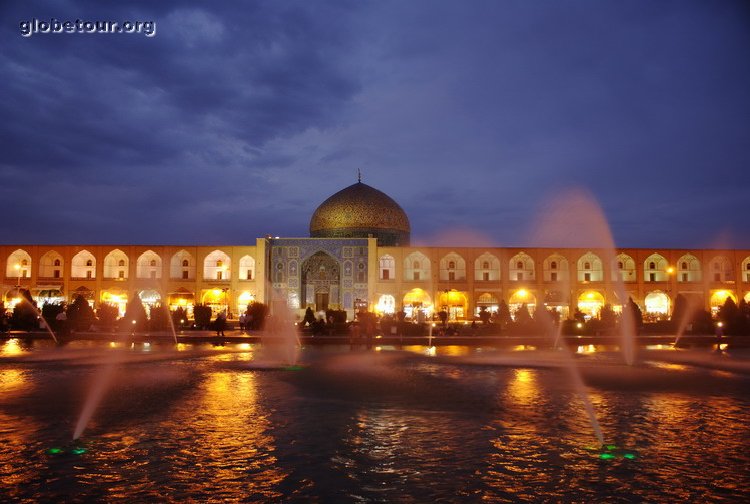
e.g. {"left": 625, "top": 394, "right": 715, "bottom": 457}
{"left": 309, "top": 182, "right": 411, "bottom": 246}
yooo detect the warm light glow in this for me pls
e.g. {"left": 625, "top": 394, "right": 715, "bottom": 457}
{"left": 2, "top": 339, "right": 24, "bottom": 357}
{"left": 717, "top": 321, "right": 723, "bottom": 327}
{"left": 14, "top": 263, "right": 20, "bottom": 271}
{"left": 576, "top": 344, "right": 597, "bottom": 354}
{"left": 212, "top": 289, "right": 222, "bottom": 296}
{"left": 586, "top": 292, "right": 594, "bottom": 299}
{"left": 517, "top": 289, "right": 528, "bottom": 298}
{"left": 667, "top": 266, "right": 675, "bottom": 274}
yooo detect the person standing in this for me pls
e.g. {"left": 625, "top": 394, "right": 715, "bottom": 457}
{"left": 215, "top": 311, "right": 226, "bottom": 337}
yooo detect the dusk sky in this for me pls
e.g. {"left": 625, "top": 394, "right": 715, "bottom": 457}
{"left": 2, "top": 1, "right": 749, "bottom": 248}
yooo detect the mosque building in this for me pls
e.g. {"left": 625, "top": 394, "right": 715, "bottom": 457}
{"left": 2, "top": 180, "right": 749, "bottom": 323}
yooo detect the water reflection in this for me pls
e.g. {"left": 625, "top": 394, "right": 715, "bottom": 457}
{"left": 0, "top": 342, "right": 748, "bottom": 501}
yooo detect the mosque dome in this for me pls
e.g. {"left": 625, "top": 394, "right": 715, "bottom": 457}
{"left": 309, "top": 181, "right": 411, "bottom": 246}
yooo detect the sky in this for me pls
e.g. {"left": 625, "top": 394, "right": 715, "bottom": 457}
{"left": 2, "top": 0, "right": 749, "bottom": 249}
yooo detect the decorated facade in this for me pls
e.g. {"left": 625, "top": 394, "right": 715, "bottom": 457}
{"left": 2, "top": 181, "right": 750, "bottom": 322}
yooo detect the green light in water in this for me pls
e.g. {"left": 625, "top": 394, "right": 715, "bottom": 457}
{"left": 71, "top": 447, "right": 87, "bottom": 455}
{"left": 605, "top": 445, "right": 618, "bottom": 451}
{"left": 47, "top": 447, "right": 63, "bottom": 455}
{"left": 599, "top": 453, "right": 616, "bottom": 460}
{"left": 623, "top": 453, "right": 636, "bottom": 460}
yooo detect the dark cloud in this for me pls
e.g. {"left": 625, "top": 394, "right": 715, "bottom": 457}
{"left": 1, "top": 0, "right": 749, "bottom": 247}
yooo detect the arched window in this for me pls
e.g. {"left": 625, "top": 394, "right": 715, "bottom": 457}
{"left": 577, "top": 252, "right": 603, "bottom": 282}
{"left": 239, "top": 255, "right": 255, "bottom": 281}
{"left": 618, "top": 261, "right": 623, "bottom": 269}
{"left": 440, "top": 253, "right": 466, "bottom": 281}
{"left": 54, "top": 259, "right": 61, "bottom": 266}
{"left": 204, "top": 250, "right": 231, "bottom": 280}
{"left": 171, "top": 250, "right": 195, "bottom": 280}
{"left": 475, "top": 253, "right": 500, "bottom": 281}
{"left": 405, "top": 252, "right": 430, "bottom": 281}
{"left": 510, "top": 253, "right": 535, "bottom": 282}
{"left": 681, "top": 262, "right": 687, "bottom": 270}
{"left": 649, "top": 262, "right": 656, "bottom": 269}
{"left": 379, "top": 255, "right": 395, "bottom": 280}
{"left": 551, "top": 261, "right": 557, "bottom": 270}
{"left": 86, "top": 260, "right": 93, "bottom": 267}
{"left": 137, "top": 250, "right": 162, "bottom": 279}
{"left": 104, "top": 250, "right": 129, "bottom": 279}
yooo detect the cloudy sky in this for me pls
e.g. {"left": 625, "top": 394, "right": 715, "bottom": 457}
{"left": 2, "top": 0, "right": 749, "bottom": 248}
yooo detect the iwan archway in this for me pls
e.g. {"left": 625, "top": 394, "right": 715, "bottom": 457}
{"left": 302, "top": 251, "right": 341, "bottom": 312}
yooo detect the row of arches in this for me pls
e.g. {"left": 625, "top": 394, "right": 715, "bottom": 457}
{"left": 381, "top": 251, "right": 750, "bottom": 283}
{"left": 373, "top": 289, "right": 750, "bottom": 321}
{"left": 4, "top": 249, "right": 256, "bottom": 281}
{"left": 3, "top": 285, "right": 257, "bottom": 318}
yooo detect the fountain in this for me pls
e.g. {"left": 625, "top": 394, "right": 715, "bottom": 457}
{"left": 258, "top": 292, "right": 301, "bottom": 368}
{"left": 527, "top": 188, "right": 637, "bottom": 365}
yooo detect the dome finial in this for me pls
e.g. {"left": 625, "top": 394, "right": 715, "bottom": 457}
{"left": 357, "top": 168, "right": 362, "bottom": 183}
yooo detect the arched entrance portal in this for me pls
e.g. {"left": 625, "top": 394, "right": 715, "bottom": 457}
{"left": 302, "top": 251, "right": 340, "bottom": 312}
{"left": 577, "top": 291, "right": 605, "bottom": 319}
{"left": 438, "top": 290, "right": 468, "bottom": 321}
{"left": 710, "top": 290, "right": 737, "bottom": 316}
{"left": 403, "top": 288, "right": 433, "bottom": 321}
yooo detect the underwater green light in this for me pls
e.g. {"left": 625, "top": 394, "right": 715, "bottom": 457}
{"left": 623, "top": 453, "right": 636, "bottom": 460}
{"left": 47, "top": 447, "right": 63, "bottom": 455}
{"left": 605, "top": 445, "right": 618, "bottom": 451}
{"left": 71, "top": 447, "right": 87, "bottom": 455}
{"left": 599, "top": 453, "right": 616, "bottom": 460}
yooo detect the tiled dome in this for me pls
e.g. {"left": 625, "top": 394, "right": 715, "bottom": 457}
{"left": 309, "top": 182, "right": 410, "bottom": 246}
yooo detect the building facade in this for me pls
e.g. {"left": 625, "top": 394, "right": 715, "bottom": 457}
{"left": 3, "top": 181, "right": 749, "bottom": 322}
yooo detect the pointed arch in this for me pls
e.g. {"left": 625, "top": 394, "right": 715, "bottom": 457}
{"left": 72, "top": 250, "right": 96, "bottom": 279}
{"left": 239, "top": 255, "right": 255, "bottom": 280}
{"left": 612, "top": 253, "right": 636, "bottom": 282}
{"left": 709, "top": 256, "right": 733, "bottom": 282}
{"left": 509, "top": 252, "right": 535, "bottom": 282}
{"left": 39, "top": 250, "right": 64, "bottom": 279}
{"left": 137, "top": 250, "right": 162, "bottom": 279}
{"left": 171, "top": 249, "right": 195, "bottom": 279}
{"left": 404, "top": 251, "right": 430, "bottom": 281}
{"left": 104, "top": 249, "right": 129, "bottom": 279}
{"left": 379, "top": 254, "right": 395, "bottom": 280}
{"left": 440, "top": 252, "right": 466, "bottom": 281}
{"left": 204, "top": 250, "right": 231, "bottom": 280}
{"left": 6, "top": 249, "right": 32, "bottom": 279}
{"left": 643, "top": 253, "right": 668, "bottom": 282}
{"left": 677, "top": 253, "right": 701, "bottom": 283}
{"left": 543, "top": 253, "right": 568, "bottom": 282}
{"left": 474, "top": 252, "right": 500, "bottom": 281}
{"left": 577, "top": 251, "right": 603, "bottom": 282}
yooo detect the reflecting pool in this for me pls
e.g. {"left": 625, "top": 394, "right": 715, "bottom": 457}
{"left": 1, "top": 339, "right": 749, "bottom": 502}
